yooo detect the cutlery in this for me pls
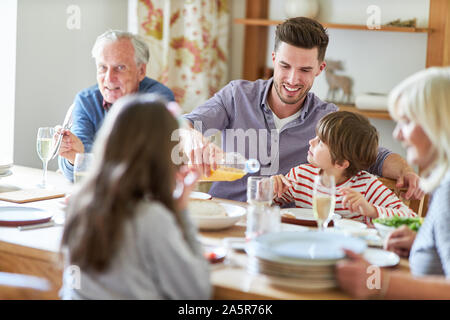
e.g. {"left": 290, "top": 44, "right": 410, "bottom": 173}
{"left": 51, "top": 103, "right": 75, "bottom": 160}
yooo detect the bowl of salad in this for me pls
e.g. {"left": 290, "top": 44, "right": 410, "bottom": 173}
{"left": 373, "top": 217, "right": 424, "bottom": 238}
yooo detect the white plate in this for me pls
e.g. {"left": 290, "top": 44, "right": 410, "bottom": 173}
{"left": 281, "top": 208, "right": 341, "bottom": 221}
{"left": 281, "top": 224, "right": 309, "bottom": 232}
{"left": 249, "top": 231, "right": 367, "bottom": 265}
{"left": 191, "top": 203, "right": 246, "bottom": 230}
{"left": 334, "top": 219, "right": 367, "bottom": 231}
{"left": 0, "top": 206, "right": 53, "bottom": 227}
{"left": 0, "top": 170, "right": 12, "bottom": 178}
{"left": 190, "top": 191, "right": 212, "bottom": 200}
{"left": 363, "top": 248, "right": 400, "bottom": 267}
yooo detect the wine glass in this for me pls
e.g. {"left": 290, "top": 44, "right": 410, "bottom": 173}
{"left": 73, "top": 153, "right": 94, "bottom": 184}
{"left": 36, "top": 127, "right": 55, "bottom": 188}
{"left": 313, "top": 173, "right": 336, "bottom": 231}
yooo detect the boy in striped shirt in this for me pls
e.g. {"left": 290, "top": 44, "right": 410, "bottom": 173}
{"left": 272, "top": 111, "right": 416, "bottom": 225}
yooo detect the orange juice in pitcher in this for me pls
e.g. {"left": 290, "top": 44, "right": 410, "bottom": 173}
{"left": 200, "top": 153, "right": 260, "bottom": 182}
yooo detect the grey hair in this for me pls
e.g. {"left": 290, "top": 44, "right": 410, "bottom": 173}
{"left": 91, "top": 30, "right": 150, "bottom": 66}
{"left": 388, "top": 67, "right": 450, "bottom": 192}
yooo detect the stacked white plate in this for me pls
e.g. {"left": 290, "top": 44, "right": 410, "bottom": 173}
{"left": 0, "top": 163, "right": 13, "bottom": 179}
{"left": 246, "top": 231, "right": 367, "bottom": 290}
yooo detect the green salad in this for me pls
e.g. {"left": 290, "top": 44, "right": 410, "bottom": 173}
{"left": 374, "top": 217, "right": 424, "bottom": 232}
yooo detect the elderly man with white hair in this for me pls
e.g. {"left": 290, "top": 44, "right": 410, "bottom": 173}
{"left": 58, "top": 30, "right": 174, "bottom": 181}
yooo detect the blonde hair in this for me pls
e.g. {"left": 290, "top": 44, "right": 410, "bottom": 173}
{"left": 388, "top": 67, "right": 450, "bottom": 192}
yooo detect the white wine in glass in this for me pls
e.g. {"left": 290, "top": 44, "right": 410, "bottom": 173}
{"left": 313, "top": 173, "right": 336, "bottom": 231}
{"left": 36, "top": 127, "right": 55, "bottom": 188}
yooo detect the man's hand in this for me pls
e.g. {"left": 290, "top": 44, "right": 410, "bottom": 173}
{"left": 396, "top": 169, "right": 425, "bottom": 200}
{"left": 384, "top": 225, "right": 416, "bottom": 258}
{"left": 55, "top": 126, "right": 84, "bottom": 165}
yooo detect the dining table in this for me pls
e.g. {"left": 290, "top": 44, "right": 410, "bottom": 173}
{"left": 0, "top": 165, "right": 411, "bottom": 300}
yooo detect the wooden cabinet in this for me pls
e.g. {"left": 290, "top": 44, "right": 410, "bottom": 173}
{"left": 235, "top": 0, "right": 450, "bottom": 120}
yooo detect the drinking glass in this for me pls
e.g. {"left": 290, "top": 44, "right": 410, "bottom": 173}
{"left": 73, "top": 153, "right": 94, "bottom": 184}
{"left": 313, "top": 173, "right": 336, "bottom": 231}
{"left": 245, "top": 205, "right": 281, "bottom": 241}
{"left": 247, "top": 176, "right": 273, "bottom": 206}
{"left": 36, "top": 127, "right": 55, "bottom": 188}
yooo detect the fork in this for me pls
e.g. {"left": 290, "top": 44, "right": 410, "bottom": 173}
{"left": 51, "top": 104, "right": 75, "bottom": 160}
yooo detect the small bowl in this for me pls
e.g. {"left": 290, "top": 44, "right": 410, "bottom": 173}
{"left": 374, "top": 222, "right": 396, "bottom": 239}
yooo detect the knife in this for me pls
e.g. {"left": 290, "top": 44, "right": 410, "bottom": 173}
{"left": 51, "top": 103, "right": 75, "bottom": 160}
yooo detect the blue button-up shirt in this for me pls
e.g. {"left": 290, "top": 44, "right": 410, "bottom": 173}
{"left": 184, "top": 78, "right": 390, "bottom": 202}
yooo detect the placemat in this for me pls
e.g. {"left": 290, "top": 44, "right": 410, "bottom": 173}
{"left": 0, "top": 188, "right": 65, "bottom": 203}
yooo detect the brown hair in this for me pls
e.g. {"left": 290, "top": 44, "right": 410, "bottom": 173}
{"left": 274, "top": 17, "right": 329, "bottom": 62}
{"left": 62, "top": 94, "right": 181, "bottom": 272}
{"left": 316, "top": 111, "right": 379, "bottom": 178}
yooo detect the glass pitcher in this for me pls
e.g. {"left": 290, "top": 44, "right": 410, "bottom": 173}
{"left": 200, "top": 152, "right": 260, "bottom": 182}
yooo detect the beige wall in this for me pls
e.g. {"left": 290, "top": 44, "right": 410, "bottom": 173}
{"left": 14, "top": 0, "right": 128, "bottom": 170}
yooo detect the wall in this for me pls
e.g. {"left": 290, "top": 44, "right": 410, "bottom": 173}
{"left": 0, "top": 0, "right": 18, "bottom": 166}
{"left": 230, "top": 0, "right": 432, "bottom": 162}
{"left": 14, "top": 0, "right": 128, "bottom": 170}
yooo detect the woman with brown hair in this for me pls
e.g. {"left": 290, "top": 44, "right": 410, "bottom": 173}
{"left": 60, "top": 94, "right": 211, "bottom": 299}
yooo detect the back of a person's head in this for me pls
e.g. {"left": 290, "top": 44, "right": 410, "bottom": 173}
{"left": 93, "top": 93, "right": 178, "bottom": 199}
{"left": 63, "top": 94, "right": 179, "bottom": 272}
{"left": 317, "top": 111, "right": 379, "bottom": 178}
{"left": 388, "top": 67, "right": 450, "bottom": 191}
{"left": 274, "top": 17, "right": 329, "bottom": 61}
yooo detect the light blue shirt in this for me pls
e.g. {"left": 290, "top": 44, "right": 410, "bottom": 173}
{"left": 58, "top": 77, "right": 174, "bottom": 181}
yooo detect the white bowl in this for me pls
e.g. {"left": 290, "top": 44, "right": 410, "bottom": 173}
{"left": 374, "top": 222, "right": 396, "bottom": 239}
{"left": 191, "top": 202, "right": 246, "bottom": 231}
{"left": 334, "top": 219, "right": 367, "bottom": 231}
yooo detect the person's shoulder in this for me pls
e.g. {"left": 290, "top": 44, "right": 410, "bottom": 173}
{"left": 308, "top": 93, "right": 339, "bottom": 113}
{"left": 135, "top": 200, "right": 175, "bottom": 226}
{"left": 140, "top": 77, "right": 174, "bottom": 100}
{"left": 432, "top": 171, "right": 450, "bottom": 207}
{"left": 76, "top": 84, "right": 102, "bottom": 100}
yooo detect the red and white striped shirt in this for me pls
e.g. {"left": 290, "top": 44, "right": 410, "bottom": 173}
{"left": 274, "top": 164, "right": 417, "bottom": 225}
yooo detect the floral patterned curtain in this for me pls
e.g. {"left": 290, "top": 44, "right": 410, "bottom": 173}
{"left": 137, "top": 0, "right": 230, "bottom": 113}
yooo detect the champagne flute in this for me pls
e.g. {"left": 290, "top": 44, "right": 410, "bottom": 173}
{"left": 36, "top": 127, "right": 55, "bottom": 188}
{"left": 313, "top": 173, "right": 336, "bottom": 231}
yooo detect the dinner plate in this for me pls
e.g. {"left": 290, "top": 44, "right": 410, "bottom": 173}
{"left": 190, "top": 191, "right": 212, "bottom": 200}
{"left": 249, "top": 231, "right": 367, "bottom": 265}
{"left": 0, "top": 206, "right": 53, "bottom": 227}
{"left": 363, "top": 248, "right": 400, "bottom": 267}
{"left": 280, "top": 208, "right": 341, "bottom": 227}
{"left": 0, "top": 170, "right": 13, "bottom": 179}
{"left": 191, "top": 203, "right": 246, "bottom": 230}
{"left": 0, "top": 163, "right": 13, "bottom": 174}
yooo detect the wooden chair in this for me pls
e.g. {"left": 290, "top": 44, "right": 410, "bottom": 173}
{"left": 0, "top": 272, "right": 56, "bottom": 300}
{"left": 378, "top": 177, "right": 429, "bottom": 217}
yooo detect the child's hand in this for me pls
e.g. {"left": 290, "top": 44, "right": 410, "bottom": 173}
{"left": 174, "top": 165, "right": 201, "bottom": 212}
{"left": 271, "top": 175, "right": 294, "bottom": 198}
{"left": 340, "top": 187, "right": 377, "bottom": 218}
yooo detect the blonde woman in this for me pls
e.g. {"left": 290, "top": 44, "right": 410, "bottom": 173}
{"left": 60, "top": 94, "right": 211, "bottom": 299}
{"left": 336, "top": 67, "right": 450, "bottom": 299}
